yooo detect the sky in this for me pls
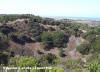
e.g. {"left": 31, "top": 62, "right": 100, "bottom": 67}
{"left": 0, "top": 0, "right": 100, "bottom": 17}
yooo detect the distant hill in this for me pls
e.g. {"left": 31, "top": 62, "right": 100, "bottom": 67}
{"left": 72, "top": 20, "right": 100, "bottom": 26}
{"left": 48, "top": 16, "right": 100, "bottom": 21}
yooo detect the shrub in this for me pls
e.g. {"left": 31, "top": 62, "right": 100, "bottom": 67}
{"left": 0, "top": 33, "right": 9, "bottom": 51}
{"left": 16, "top": 56, "right": 40, "bottom": 67}
{"left": 41, "top": 32, "right": 53, "bottom": 45}
{"left": 77, "top": 42, "right": 90, "bottom": 55}
{"left": 37, "top": 50, "right": 43, "bottom": 54}
{"left": 41, "top": 31, "right": 69, "bottom": 50}
{"left": 48, "top": 27, "right": 56, "bottom": 31}
{"left": 65, "top": 59, "right": 83, "bottom": 70}
{"left": 0, "top": 52, "right": 8, "bottom": 65}
{"left": 91, "top": 36, "right": 100, "bottom": 53}
{"left": 87, "top": 61, "right": 100, "bottom": 72}
{"left": 39, "top": 53, "right": 57, "bottom": 65}
{"left": 59, "top": 49, "right": 65, "bottom": 57}
{"left": 41, "top": 32, "right": 53, "bottom": 50}
{"left": 52, "top": 31, "right": 68, "bottom": 47}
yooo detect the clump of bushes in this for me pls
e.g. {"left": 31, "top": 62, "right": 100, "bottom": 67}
{"left": 9, "top": 56, "right": 40, "bottom": 67}
{"left": 38, "top": 53, "right": 58, "bottom": 66}
{"left": 77, "top": 36, "right": 100, "bottom": 55}
{"left": 91, "top": 36, "right": 100, "bottom": 53}
{"left": 77, "top": 41, "right": 91, "bottom": 55}
{"left": 87, "top": 61, "right": 100, "bottom": 72}
{"left": 64, "top": 59, "right": 83, "bottom": 71}
{"left": 0, "top": 33, "right": 9, "bottom": 51}
{"left": 0, "top": 52, "right": 8, "bottom": 65}
{"left": 41, "top": 31, "right": 69, "bottom": 50}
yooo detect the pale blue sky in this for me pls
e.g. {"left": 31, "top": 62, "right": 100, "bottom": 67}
{"left": 0, "top": 0, "right": 100, "bottom": 17}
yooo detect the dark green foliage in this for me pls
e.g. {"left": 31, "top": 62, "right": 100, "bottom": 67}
{"left": 44, "top": 53, "right": 56, "bottom": 64}
{"left": 80, "top": 27, "right": 100, "bottom": 54}
{"left": 48, "top": 27, "right": 56, "bottom": 31}
{"left": 11, "top": 34, "right": 35, "bottom": 45}
{"left": 0, "top": 33, "right": 9, "bottom": 51}
{"left": 41, "top": 31, "right": 69, "bottom": 50}
{"left": 0, "top": 25, "right": 16, "bottom": 36}
{"left": 71, "top": 22, "right": 89, "bottom": 30}
{"left": 41, "top": 32, "right": 53, "bottom": 50}
{"left": 59, "top": 24, "right": 66, "bottom": 30}
{"left": 11, "top": 35, "right": 25, "bottom": 45}
{"left": 39, "top": 53, "right": 57, "bottom": 66}
{"left": 37, "top": 50, "right": 43, "bottom": 54}
{"left": 41, "top": 32, "right": 53, "bottom": 45}
{"left": 0, "top": 14, "right": 39, "bottom": 23}
{"left": 41, "top": 18, "right": 60, "bottom": 26}
{"left": 65, "top": 59, "right": 83, "bottom": 71}
{"left": 35, "top": 35, "right": 41, "bottom": 42}
{"left": 82, "top": 31, "right": 96, "bottom": 41}
{"left": 52, "top": 31, "right": 68, "bottom": 47}
{"left": 70, "top": 28, "right": 82, "bottom": 37}
{"left": 82, "top": 27, "right": 100, "bottom": 41}
{"left": 29, "top": 22, "right": 42, "bottom": 37}
{"left": 59, "top": 22, "right": 71, "bottom": 30}
{"left": 0, "top": 52, "right": 8, "bottom": 65}
{"left": 9, "top": 51, "right": 15, "bottom": 57}
{"left": 59, "top": 49, "right": 65, "bottom": 57}
{"left": 87, "top": 53, "right": 100, "bottom": 63}
{"left": 28, "top": 21, "right": 46, "bottom": 38}
{"left": 0, "top": 33, "right": 9, "bottom": 65}
{"left": 77, "top": 42, "right": 90, "bottom": 55}
{"left": 91, "top": 36, "right": 100, "bottom": 53}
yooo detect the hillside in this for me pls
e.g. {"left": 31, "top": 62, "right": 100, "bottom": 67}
{"left": 73, "top": 20, "right": 100, "bottom": 27}
{"left": 0, "top": 14, "right": 100, "bottom": 72}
